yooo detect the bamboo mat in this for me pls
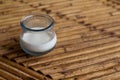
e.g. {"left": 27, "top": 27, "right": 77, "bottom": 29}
{"left": 1, "top": 0, "right": 120, "bottom": 80}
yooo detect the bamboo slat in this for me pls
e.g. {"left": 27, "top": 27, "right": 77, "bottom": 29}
{"left": 1, "top": 0, "right": 120, "bottom": 79}
{"left": 0, "top": 61, "right": 34, "bottom": 80}
{"left": 0, "top": 76, "right": 6, "bottom": 80}
{"left": 34, "top": 46, "right": 120, "bottom": 72}
{"left": 66, "top": 37, "right": 119, "bottom": 52}
{"left": 66, "top": 68, "right": 116, "bottom": 80}
{"left": 57, "top": 30, "right": 111, "bottom": 47}
{"left": 0, "top": 57, "right": 49, "bottom": 80}
{"left": 22, "top": 39, "right": 120, "bottom": 67}
{"left": 0, "top": 68, "right": 22, "bottom": 80}
{"left": 92, "top": 71, "right": 120, "bottom": 80}
{"left": 49, "top": 58, "right": 120, "bottom": 79}
{"left": 14, "top": 48, "right": 65, "bottom": 63}
{"left": 95, "top": 21, "right": 120, "bottom": 30}
{"left": 85, "top": 14, "right": 120, "bottom": 23}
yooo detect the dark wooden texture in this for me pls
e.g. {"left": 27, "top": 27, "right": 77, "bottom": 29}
{"left": 0, "top": 0, "right": 120, "bottom": 80}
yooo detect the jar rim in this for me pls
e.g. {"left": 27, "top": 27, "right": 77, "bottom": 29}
{"left": 20, "top": 14, "right": 54, "bottom": 31}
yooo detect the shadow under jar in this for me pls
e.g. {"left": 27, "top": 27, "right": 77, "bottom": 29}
{"left": 20, "top": 14, "right": 57, "bottom": 56}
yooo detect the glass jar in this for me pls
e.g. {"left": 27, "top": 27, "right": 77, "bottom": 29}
{"left": 20, "top": 14, "right": 57, "bottom": 56}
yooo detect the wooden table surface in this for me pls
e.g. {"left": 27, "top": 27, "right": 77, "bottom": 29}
{"left": 1, "top": 0, "right": 120, "bottom": 80}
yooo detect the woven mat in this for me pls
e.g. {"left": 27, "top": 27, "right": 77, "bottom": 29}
{"left": 1, "top": 0, "right": 120, "bottom": 80}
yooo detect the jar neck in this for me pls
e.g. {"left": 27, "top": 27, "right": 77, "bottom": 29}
{"left": 20, "top": 21, "right": 54, "bottom": 32}
{"left": 20, "top": 14, "right": 54, "bottom": 32}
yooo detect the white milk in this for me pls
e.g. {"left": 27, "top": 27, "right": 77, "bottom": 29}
{"left": 21, "top": 30, "right": 57, "bottom": 52}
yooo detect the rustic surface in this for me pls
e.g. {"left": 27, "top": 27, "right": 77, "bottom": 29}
{"left": 0, "top": 0, "right": 120, "bottom": 80}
